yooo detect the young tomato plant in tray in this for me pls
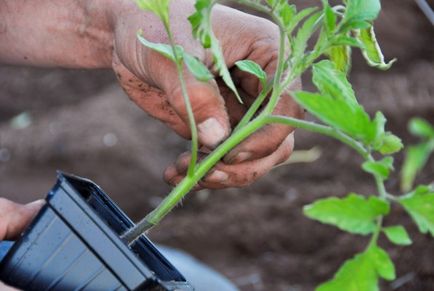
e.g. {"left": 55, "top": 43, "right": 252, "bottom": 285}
{"left": 121, "top": 0, "right": 434, "bottom": 289}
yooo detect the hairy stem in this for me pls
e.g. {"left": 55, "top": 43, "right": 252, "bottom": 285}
{"left": 122, "top": 116, "right": 266, "bottom": 243}
{"left": 123, "top": 112, "right": 375, "bottom": 243}
{"left": 266, "top": 115, "right": 369, "bottom": 158}
{"left": 232, "top": 0, "right": 270, "bottom": 14}
{"left": 167, "top": 28, "right": 198, "bottom": 177}
{"left": 233, "top": 83, "right": 272, "bottom": 132}
{"left": 264, "top": 27, "right": 287, "bottom": 114}
{"left": 368, "top": 217, "right": 383, "bottom": 248}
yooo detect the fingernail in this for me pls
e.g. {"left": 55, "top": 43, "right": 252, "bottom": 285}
{"left": 26, "top": 199, "right": 45, "bottom": 208}
{"left": 232, "top": 151, "right": 252, "bottom": 163}
{"left": 198, "top": 118, "right": 226, "bottom": 148}
{"left": 206, "top": 170, "right": 228, "bottom": 183}
{"left": 25, "top": 200, "right": 45, "bottom": 216}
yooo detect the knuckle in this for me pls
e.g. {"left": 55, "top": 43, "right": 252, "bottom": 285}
{"left": 234, "top": 171, "right": 261, "bottom": 188}
{"left": 251, "top": 17, "right": 280, "bottom": 41}
{"left": 164, "top": 166, "right": 178, "bottom": 180}
{"left": 168, "top": 89, "right": 188, "bottom": 115}
{"left": 168, "top": 85, "right": 212, "bottom": 119}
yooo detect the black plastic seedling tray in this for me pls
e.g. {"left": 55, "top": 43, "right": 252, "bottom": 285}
{"left": 0, "top": 173, "right": 193, "bottom": 291}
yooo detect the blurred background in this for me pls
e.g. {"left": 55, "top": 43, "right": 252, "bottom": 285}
{"left": 0, "top": 0, "right": 433, "bottom": 290}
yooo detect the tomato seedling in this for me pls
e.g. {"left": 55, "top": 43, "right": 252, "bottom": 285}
{"left": 121, "top": 1, "right": 434, "bottom": 290}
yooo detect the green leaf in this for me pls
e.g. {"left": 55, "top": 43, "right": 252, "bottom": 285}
{"left": 340, "top": 20, "right": 372, "bottom": 32}
{"left": 278, "top": 3, "right": 297, "bottom": 28}
{"left": 235, "top": 60, "right": 267, "bottom": 87}
{"left": 409, "top": 118, "right": 434, "bottom": 139}
{"left": 183, "top": 53, "right": 213, "bottom": 82}
{"left": 286, "top": 7, "right": 318, "bottom": 36}
{"left": 356, "top": 26, "right": 397, "bottom": 70}
{"left": 326, "top": 34, "right": 362, "bottom": 74}
{"left": 137, "top": 31, "right": 178, "bottom": 61}
{"left": 312, "top": 61, "right": 356, "bottom": 103}
{"left": 136, "top": 0, "right": 170, "bottom": 26}
{"left": 371, "top": 111, "right": 403, "bottom": 154}
{"left": 401, "top": 141, "right": 434, "bottom": 192}
{"left": 137, "top": 31, "right": 213, "bottom": 83}
{"left": 327, "top": 45, "right": 352, "bottom": 74}
{"left": 294, "top": 91, "right": 377, "bottom": 144}
{"left": 399, "top": 186, "right": 434, "bottom": 236}
{"left": 323, "top": 1, "right": 336, "bottom": 36}
{"left": 304, "top": 193, "right": 390, "bottom": 235}
{"left": 383, "top": 225, "right": 412, "bottom": 246}
{"left": 332, "top": 36, "right": 363, "bottom": 48}
{"left": 375, "top": 132, "right": 404, "bottom": 155}
{"left": 362, "top": 157, "right": 394, "bottom": 181}
{"left": 265, "top": 0, "right": 281, "bottom": 7}
{"left": 219, "top": 56, "right": 242, "bottom": 102}
{"left": 292, "top": 11, "right": 323, "bottom": 63}
{"left": 188, "top": 0, "right": 213, "bottom": 48}
{"left": 368, "top": 246, "right": 396, "bottom": 281}
{"left": 373, "top": 110, "right": 387, "bottom": 135}
{"left": 344, "top": 0, "right": 381, "bottom": 24}
{"left": 188, "top": 0, "right": 241, "bottom": 102}
{"left": 316, "top": 246, "right": 394, "bottom": 291}
{"left": 316, "top": 251, "right": 378, "bottom": 291}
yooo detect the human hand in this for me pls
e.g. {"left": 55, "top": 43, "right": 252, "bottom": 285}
{"left": 0, "top": 198, "right": 44, "bottom": 290}
{"left": 0, "top": 198, "right": 44, "bottom": 241}
{"left": 111, "top": 0, "right": 302, "bottom": 189}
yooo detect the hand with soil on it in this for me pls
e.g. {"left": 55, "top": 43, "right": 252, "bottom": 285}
{"left": 0, "top": 0, "right": 302, "bottom": 190}
{"left": 111, "top": 0, "right": 303, "bottom": 190}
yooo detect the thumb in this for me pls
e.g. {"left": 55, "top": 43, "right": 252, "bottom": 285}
{"left": 158, "top": 68, "right": 231, "bottom": 148}
{"left": 0, "top": 199, "right": 45, "bottom": 240}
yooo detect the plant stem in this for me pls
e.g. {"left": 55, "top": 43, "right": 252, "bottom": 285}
{"left": 233, "top": 84, "right": 272, "bottom": 132}
{"left": 367, "top": 217, "right": 383, "bottom": 249}
{"left": 366, "top": 155, "right": 388, "bottom": 249}
{"left": 123, "top": 113, "right": 375, "bottom": 244}
{"left": 166, "top": 28, "right": 198, "bottom": 177}
{"left": 232, "top": 0, "right": 270, "bottom": 14}
{"left": 266, "top": 115, "right": 369, "bottom": 158}
{"left": 264, "top": 27, "right": 287, "bottom": 114}
{"left": 122, "top": 116, "right": 266, "bottom": 244}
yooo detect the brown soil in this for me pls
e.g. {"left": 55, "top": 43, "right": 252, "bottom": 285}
{"left": 0, "top": 1, "right": 433, "bottom": 290}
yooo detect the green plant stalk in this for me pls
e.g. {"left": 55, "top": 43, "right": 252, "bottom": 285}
{"left": 368, "top": 217, "right": 383, "bottom": 248}
{"left": 366, "top": 175, "right": 387, "bottom": 249}
{"left": 132, "top": 1, "right": 413, "bottom": 289}
{"left": 366, "top": 155, "right": 388, "bottom": 248}
{"left": 122, "top": 116, "right": 265, "bottom": 243}
{"left": 264, "top": 27, "right": 288, "bottom": 115}
{"left": 233, "top": 0, "right": 270, "bottom": 14}
{"left": 166, "top": 27, "right": 198, "bottom": 177}
{"left": 272, "top": 116, "right": 391, "bottom": 252}
{"left": 233, "top": 83, "right": 272, "bottom": 132}
{"left": 122, "top": 113, "right": 373, "bottom": 243}
{"left": 123, "top": 12, "right": 373, "bottom": 243}
{"left": 127, "top": 4, "right": 398, "bottom": 270}
{"left": 266, "top": 115, "right": 369, "bottom": 158}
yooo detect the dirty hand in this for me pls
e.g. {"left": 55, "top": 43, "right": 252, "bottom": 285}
{"left": 112, "top": 1, "right": 302, "bottom": 189}
{"left": 0, "top": 0, "right": 302, "bottom": 190}
{"left": 0, "top": 199, "right": 44, "bottom": 290}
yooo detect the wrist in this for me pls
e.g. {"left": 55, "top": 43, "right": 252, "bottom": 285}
{"left": 0, "top": 0, "right": 115, "bottom": 68}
